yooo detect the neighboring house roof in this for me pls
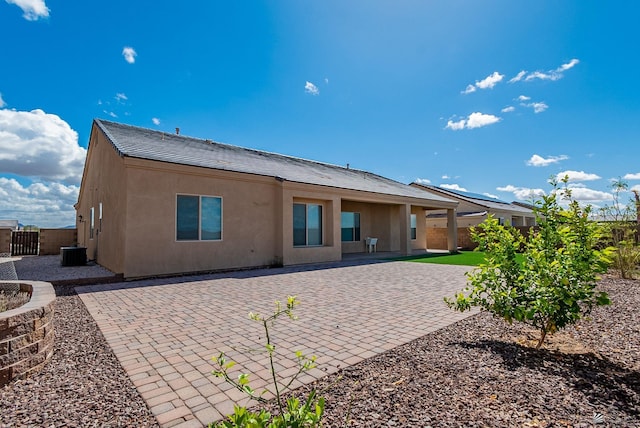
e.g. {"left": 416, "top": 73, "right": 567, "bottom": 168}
{"left": 412, "top": 183, "right": 534, "bottom": 215}
{"left": 94, "top": 119, "right": 456, "bottom": 205}
{"left": 0, "top": 220, "right": 19, "bottom": 230}
{"left": 511, "top": 201, "right": 537, "bottom": 210}
{"left": 426, "top": 211, "right": 488, "bottom": 219}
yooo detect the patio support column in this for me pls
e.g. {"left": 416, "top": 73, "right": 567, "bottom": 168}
{"left": 447, "top": 208, "right": 458, "bottom": 253}
{"left": 399, "top": 204, "right": 412, "bottom": 256}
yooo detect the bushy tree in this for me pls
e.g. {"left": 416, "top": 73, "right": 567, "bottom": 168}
{"left": 597, "top": 178, "right": 640, "bottom": 279}
{"left": 446, "top": 178, "right": 612, "bottom": 348}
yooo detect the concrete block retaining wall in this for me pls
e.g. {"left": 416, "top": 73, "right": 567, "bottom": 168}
{"left": 426, "top": 227, "right": 479, "bottom": 251}
{"left": 426, "top": 226, "right": 538, "bottom": 251}
{"left": 39, "top": 229, "right": 78, "bottom": 256}
{"left": 0, "top": 281, "right": 55, "bottom": 386}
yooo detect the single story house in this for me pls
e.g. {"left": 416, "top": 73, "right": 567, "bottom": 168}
{"left": 410, "top": 183, "right": 536, "bottom": 227}
{"left": 0, "top": 220, "right": 19, "bottom": 231}
{"left": 76, "top": 120, "right": 459, "bottom": 278}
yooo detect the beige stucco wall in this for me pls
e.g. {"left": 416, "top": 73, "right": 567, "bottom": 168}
{"left": 77, "top": 124, "right": 459, "bottom": 278}
{"left": 76, "top": 126, "right": 128, "bottom": 274}
{"left": 121, "top": 160, "right": 285, "bottom": 278}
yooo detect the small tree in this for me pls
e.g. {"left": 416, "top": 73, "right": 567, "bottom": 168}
{"left": 446, "top": 178, "right": 612, "bottom": 348}
{"left": 209, "top": 296, "right": 324, "bottom": 428}
{"left": 597, "top": 178, "right": 640, "bottom": 279}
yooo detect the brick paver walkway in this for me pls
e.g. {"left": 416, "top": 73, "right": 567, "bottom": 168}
{"left": 78, "top": 261, "right": 474, "bottom": 427}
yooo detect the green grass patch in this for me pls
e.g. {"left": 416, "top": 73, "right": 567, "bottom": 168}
{"left": 392, "top": 251, "right": 524, "bottom": 266}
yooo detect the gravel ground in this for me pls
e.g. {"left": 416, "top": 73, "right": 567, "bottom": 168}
{"left": 2, "top": 275, "right": 638, "bottom": 427}
{"left": 265, "top": 275, "right": 640, "bottom": 427}
{"left": 11, "top": 255, "right": 116, "bottom": 283}
{"left": 0, "top": 285, "right": 159, "bottom": 428}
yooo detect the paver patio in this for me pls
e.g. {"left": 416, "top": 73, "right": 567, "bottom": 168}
{"left": 78, "top": 260, "right": 474, "bottom": 427}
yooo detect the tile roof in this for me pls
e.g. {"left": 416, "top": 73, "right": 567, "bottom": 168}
{"left": 94, "top": 120, "right": 456, "bottom": 205}
{"left": 412, "top": 183, "right": 534, "bottom": 214}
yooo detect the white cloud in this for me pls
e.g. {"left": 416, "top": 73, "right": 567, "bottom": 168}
{"left": 466, "top": 112, "right": 501, "bottom": 129}
{"left": 324, "top": 78, "right": 329, "bottom": 84}
{"left": 445, "top": 119, "right": 466, "bottom": 131}
{"left": 509, "top": 71, "right": 527, "bottom": 83}
{"left": 526, "top": 154, "right": 569, "bottom": 167}
{"left": 441, "top": 175, "right": 450, "bottom": 179}
{"left": 501, "top": 106, "right": 515, "bottom": 113}
{"left": 557, "top": 58, "right": 580, "bottom": 72}
{"left": 497, "top": 184, "right": 546, "bottom": 201}
{"left": 462, "top": 71, "right": 504, "bottom": 94}
{"left": 518, "top": 96, "right": 548, "bottom": 113}
{"left": 0, "top": 177, "right": 78, "bottom": 227}
{"left": 631, "top": 184, "right": 640, "bottom": 192}
{"left": 556, "top": 170, "right": 601, "bottom": 182}
{"left": 304, "top": 81, "right": 319, "bottom": 95}
{"left": 623, "top": 172, "right": 640, "bottom": 180}
{"left": 0, "top": 108, "right": 86, "bottom": 182}
{"left": 525, "top": 58, "right": 580, "bottom": 81}
{"left": 529, "top": 102, "right": 548, "bottom": 113}
{"left": 104, "top": 110, "right": 117, "bottom": 118}
{"left": 526, "top": 71, "right": 555, "bottom": 81}
{"left": 445, "top": 112, "right": 501, "bottom": 131}
{"left": 414, "top": 178, "right": 431, "bottom": 184}
{"left": 5, "top": 0, "right": 49, "bottom": 20}
{"left": 441, "top": 183, "right": 467, "bottom": 192}
{"left": 122, "top": 46, "right": 137, "bottom": 64}
{"left": 0, "top": 93, "right": 6, "bottom": 108}
{"left": 462, "top": 85, "right": 476, "bottom": 95}
{"left": 152, "top": 117, "right": 161, "bottom": 125}
{"left": 115, "top": 93, "right": 128, "bottom": 102}
{"left": 483, "top": 193, "right": 499, "bottom": 199}
{"left": 566, "top": 185, "right": 612, "bottom": 202}
{"left": 476, "top": 72, "right": 504, "bottom": 89}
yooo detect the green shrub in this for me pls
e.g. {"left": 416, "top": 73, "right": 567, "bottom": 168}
{"left": 597, "top": 178, "right": 640, "bottom": 279}
{"left": 209, "top": 296, "right": 324, "bottom": 428}
{"left": 445, "top": 178, "right": 612, "bottom": 348}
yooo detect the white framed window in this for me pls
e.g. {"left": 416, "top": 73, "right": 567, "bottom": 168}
{"left": 176, "top": 194, "right": 222, "bottom": 241}
{"left": 410, "top": 214, "right": 417, "bottom": 240}
{"left": 89, "top": 207, "right": 95, "bottom": 239}
{"left": 99, "top": 202, "right": 103, "bottom": 232}
{"left": 293, "top": 203, "right": 323, "bottom": 246}
{"left": 341, "top": 212, "right": 361, "bottom": 242}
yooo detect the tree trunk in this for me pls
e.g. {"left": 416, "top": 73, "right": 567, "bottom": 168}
{"left": 633, "top": 190, "right": 640, "bottom": 244}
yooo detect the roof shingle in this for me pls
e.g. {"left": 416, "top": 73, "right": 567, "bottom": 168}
{"left": 95, "top": 119, "right": 455, "bottom": 204}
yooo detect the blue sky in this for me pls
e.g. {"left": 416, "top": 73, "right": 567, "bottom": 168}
{"left": 1, "top": 0, "right": 639, "bottom": 227}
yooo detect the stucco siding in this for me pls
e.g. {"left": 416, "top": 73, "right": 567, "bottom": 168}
{"left": 76, "top": 127, "right": 127, "bottom": 274}
{"left": 121, "top": 162, "right": 281, "bottom": 278}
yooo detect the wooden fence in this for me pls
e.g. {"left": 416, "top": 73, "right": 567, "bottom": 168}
{"left": 10, "top": 231, "right": 39, "bottom": 256}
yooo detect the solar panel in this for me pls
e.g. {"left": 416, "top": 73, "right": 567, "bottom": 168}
{"left": 439, "top": 187, "right": 508, "bottom": 204}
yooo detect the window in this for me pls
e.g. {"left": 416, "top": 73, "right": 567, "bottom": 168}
{"left": 99, "top": 202, "right": 103, "bottom": 232}
{"left": 89, "top": 207, "right": 95, "bottom": 239}
{"left": 341, "top": 212, "right": 361, "bottom": 242}
{"left": 410, "top": 214, "right": 417, "bottom": 240}
{"left": 176, "top": 195, "right": 222, "bottom": 241}
{"left": 293, "top": 203, "right": 322, "bottom": 246}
